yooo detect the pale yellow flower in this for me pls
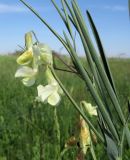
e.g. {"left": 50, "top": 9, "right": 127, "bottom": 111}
{"left": 37, "top": 83, "right": 61, "bottom": 106}
{"left": 15, "top": 32, "right": 40, "bottom": 86}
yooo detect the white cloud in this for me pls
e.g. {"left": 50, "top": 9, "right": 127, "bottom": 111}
{"left": 88, "top": 5, "right": 127, "bottom": 12}
{"left": 0, "top": 4, "right": 28, "bottom": 13}
{"left": 0, "top": 3, "right": 53, "bottom": 14}
{"left": 103, "top": 5, "right": 127, "bottom": 12}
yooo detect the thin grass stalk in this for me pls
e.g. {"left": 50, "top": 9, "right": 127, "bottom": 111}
{"left": 61, "top": 0, "right": 77, "bottom": 52}
{"left": 51, "top": 0, "right": 66, "bottom": 22}
{"left": 51, "top": 0, "right": 73, "bottom": 39}
{"left": 61, "top": 0, "right": 73, "bottom": 38}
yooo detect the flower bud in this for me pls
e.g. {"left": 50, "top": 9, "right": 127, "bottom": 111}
{"left": 25, "top": 32, "right": 33, "bottom": 50}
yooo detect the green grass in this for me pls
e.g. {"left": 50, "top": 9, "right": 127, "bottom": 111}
{"left": 0, "top": 55, "right": 130, "bottom": 160}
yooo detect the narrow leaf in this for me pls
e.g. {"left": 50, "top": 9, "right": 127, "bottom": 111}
{"left": 105, "top": 134, "right": 119, "bottom": 160}
{"left": 86, "top": 11, "right": 117, "bottom": 97}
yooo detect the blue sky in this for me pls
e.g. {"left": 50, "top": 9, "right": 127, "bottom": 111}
{"left": 0, "top": 0, "right": 129, "bottom": 57}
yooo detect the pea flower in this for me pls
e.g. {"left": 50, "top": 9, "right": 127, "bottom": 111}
{"left": 37, "top": 83, "right": 61, "bottom": 106}
{"left": 15, "top": 32, "right": 40, "bottom": 86}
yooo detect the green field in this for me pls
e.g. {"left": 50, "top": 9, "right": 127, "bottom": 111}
{"left": 0, "top": 55, "right": 130, "bottom": 160}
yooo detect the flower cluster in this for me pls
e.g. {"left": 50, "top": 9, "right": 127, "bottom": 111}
{"left": 15, "top": 32, "right": 62, "bottom": 106}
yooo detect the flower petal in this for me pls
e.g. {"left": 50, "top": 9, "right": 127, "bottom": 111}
{"left": 86, "top": 103, "right": 97, "bottom": 116}
{"left": 25, "top": 32, "right": 33, "bottom": 50}
{"left": 15, "top": 66, "right": 35, "bottom": 78}
{"left": 17, "top": 50, "right": 33, "bottom": 65}
{"left": 22, "top": 77, "right": 35, "bottom": 87}
{"left": 81, "top": 101, "right": 97, "bottom": 116}
{"left": 38, "top": 43, "right": 53, "bottom": 65}
{"left": 32, "top": 45, "right": 41, "bottom": 69}
{"left": 48, "top": 92, "right": 60, "bottom": 106}
{"left": 45, "top": 67, "right": 57, "bottom": 84}
{"left": 37, "top": 84, "right": 56, "bottom": 103}
{"left": 79, "top": 116, "right": 90, "bottom": 154}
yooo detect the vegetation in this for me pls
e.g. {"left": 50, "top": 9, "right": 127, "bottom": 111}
{"left": 0, "top": 55, "right": 130, "bottom": 159}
